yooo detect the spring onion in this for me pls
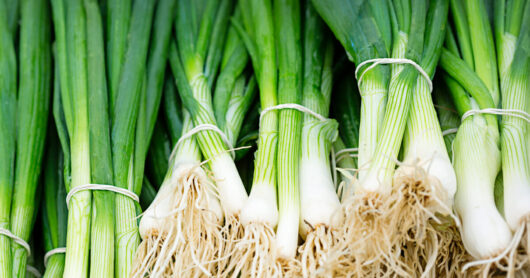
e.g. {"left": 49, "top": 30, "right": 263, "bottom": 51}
{"left": 296, "top": 4, "right": 340, "bottom": 275}
{"left": 232, "top": 0, "right": 281, "bottom": 275}
{"left": 85, "top": 0, "right": 116, "bottom": 275}
{"left": 273, "top": 0, "right": 304, "bottom": 261}
{"left": 10, "top": 0, "right": 52, "bottom": 275}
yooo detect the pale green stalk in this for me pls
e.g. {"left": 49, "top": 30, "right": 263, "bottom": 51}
{"left": 274, "top": 0, "right": 303, "bottom": 259}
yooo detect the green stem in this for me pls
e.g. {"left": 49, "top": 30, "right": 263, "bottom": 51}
{"left": 63, "top": 0, "right": 92, "bottom": 275}
{"left": 11, "top": 0, "right": 52, "bottom": 275}
{"left": 85, "top": 0, "right": 115, "bottom": 276}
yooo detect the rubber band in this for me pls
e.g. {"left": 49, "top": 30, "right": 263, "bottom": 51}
{"left": 171, "top": 124, "right": 235, "bottom": 160}
{"left": 441, "top": 128, "right": 458, "bottom": 136}
{"left": 66, "top": 184, "right": 139, "bottom": 208}
{"left": 26, "top": 265, "right": 41, "bottom": 277}
{"left": 355, "top": 58, "right": 433, "bottom": 92}
{"left": 44, "top": 247, "right": 67, "bottom": 266}
{"left": 259, "top": 103, "right": 327, "bottom": 122}
{"left": 0, "top": 228, "right": 31, "bottom": 256}
{"left": 462, "top": 108, "right": 530, "bottom": 122}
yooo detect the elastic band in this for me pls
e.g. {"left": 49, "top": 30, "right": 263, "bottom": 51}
{"left": 44, "top": 247, "right": 67, "bottom": 266}
{"left": 441, "top": 128, "right": 458, "bottom": 136}
{"left": 0, "top": 228, "right": 31, "bottom": 256}
{"left": 260, "top": 103, "right": 327, "bottom": 122}
{"left": 355, "top": 58, "right": 433, "bottom": 92}
{"left": 66, "top": 184, "right": 139, "bottom": 208}
{"left": 173, "top": 124, "right": 235, "bottom": 159}
{"left": 462, "top": 108, "right": 530, "bottom": 122}
{"left": 26, "top": 265, "right": 41, "bottom": 277}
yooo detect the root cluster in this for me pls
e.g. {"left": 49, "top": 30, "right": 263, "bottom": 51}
{"left": 226, "top": 222, "right": 280, "bottom": 278}
{"left": 132, "top": 164, "right": 530, "bottom": 277}
{"left": 132, "top": 166, "right": 225, "bottom": 277}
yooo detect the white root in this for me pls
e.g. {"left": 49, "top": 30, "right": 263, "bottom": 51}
{"left": 225, "top": 222, "right": 280, "bottom": 278}
{"left": 132, "top": 164, "right": 224, "bottom": 277}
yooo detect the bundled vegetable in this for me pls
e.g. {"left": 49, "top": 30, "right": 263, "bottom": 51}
{"left": 438, "top": 0, "right": 524, "bottom": 274}
{"left": 0, "top": 0, "right": 527, "bottom": 277}
{"left": 312, "top": 0, "right": 452, "bottom": 275}
{"left": 51, "top": 0, "right": 164, "bottom": 276}
{"left": 134, "top": 0, "right": 262, "bottom": 276}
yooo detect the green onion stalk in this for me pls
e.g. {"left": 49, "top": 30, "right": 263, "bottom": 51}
{"left": 109, "top": 0, "right": 156, "bottom": 276}
{"left": 270, "top": 0, "right": 303, "bottom": 263}
{"left": 85, "top": 0, "right": 116, "bottom": 275}
{"left": 106, "top": 0, "right": 131, "bottom": 114}
{"left": 439, "top": 0, "right": 513, "bottom": 270}
{"left": 229, "top": 0, "right": 281, "bottom": 275}
{"left": 0, "top": 1, "right": 16, "bottom": 276}
{"left": 296, "top": 4, "right": 340, "bottom": 276}
{"left": 10, "top": 0, "right": 52, "bottom": 276}
{"left": 42, "top": 129, "right": 67, "bottom": 278}
{"left": 495, "top": 0, "right": 530, "bottom": 252}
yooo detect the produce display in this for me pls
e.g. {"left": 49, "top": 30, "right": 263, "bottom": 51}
{"left": 0, "top": 0, "right": 528, "bottom": 277}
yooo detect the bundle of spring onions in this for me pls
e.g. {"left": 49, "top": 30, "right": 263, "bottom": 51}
{"left": 311, "top": 0, "right": 456, "bottom": 276}
{"left": 1, "top": 0, "right": 529, "bottom": 277}
{"left": 437, "top": 0, "right": 530, "bottom": 275}
{"left": 49, "top": 0, "right": 174, "bottom": 276}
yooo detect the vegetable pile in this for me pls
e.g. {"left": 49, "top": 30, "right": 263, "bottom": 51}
{"left": 0, "top": 0, "right": 528, "bottom": 277}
